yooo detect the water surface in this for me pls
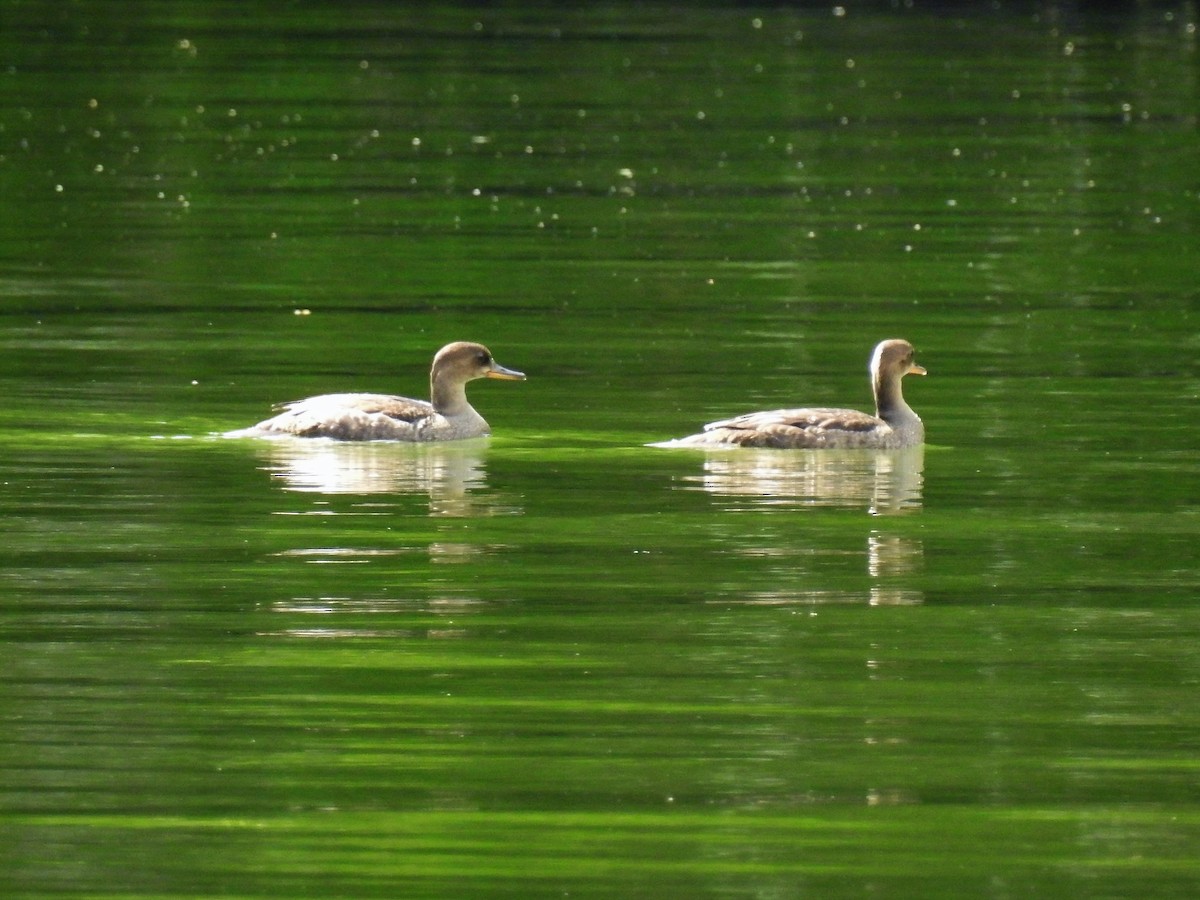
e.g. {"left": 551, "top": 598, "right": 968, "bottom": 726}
{"left": 2, "top": 2, "right": 1199, "bottom": 898}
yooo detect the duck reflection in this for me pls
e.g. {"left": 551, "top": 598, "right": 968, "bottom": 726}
{"left": 682, "top": 446, "right": 925, "bottom": 605}
{"left": 865, "top": 531, "right": 924, "bottom": 606}
{"left": 685, "top": 444, "right": 924, "bottom": 515}
{"left": 265, "top": 594, "right": 484, "bottom": 640}
{"left": 247, "top": 436, "right": 517, "bottom": 517}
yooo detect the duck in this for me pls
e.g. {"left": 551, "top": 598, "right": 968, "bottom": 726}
{"left": 655, "top": 339, "right": 926, "bottom": 450}
{"left": 227, "top": 341, "right": 525, "bottom": 441}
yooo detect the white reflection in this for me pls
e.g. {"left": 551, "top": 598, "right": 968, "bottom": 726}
{"left": 262, "top": 594, "right": 484, "bottom": 640}
{"left": 686, "top": 447, "right": 926, "bottom": 606}
{"left": 866, "top": 531, "right": 924, "bottom": 606}
{"left": 249, "top": 437, "right": 518, "bottom": 517}
{"left": 684, "top": 445, "right": 924, "bottom": 515}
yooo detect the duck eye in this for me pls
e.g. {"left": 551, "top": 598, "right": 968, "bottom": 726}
{"left": 478, "top": 352, "right": 491, "bottom": 365}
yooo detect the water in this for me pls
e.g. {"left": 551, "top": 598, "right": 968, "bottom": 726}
{"left": 3, "top": 2, "right": 1200, "bottom": 897}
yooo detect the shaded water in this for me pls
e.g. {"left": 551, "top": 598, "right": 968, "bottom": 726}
{"left": 3, "top": 2, "right": 1200, "bottom": 898}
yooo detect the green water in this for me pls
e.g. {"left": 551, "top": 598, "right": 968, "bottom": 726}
{"left": 3, "top": 2, "right": 1200, "bottom": 898}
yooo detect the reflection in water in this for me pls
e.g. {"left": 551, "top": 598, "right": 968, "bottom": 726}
{"left": 264, "top": 594, "right": 483, "bottom": 641}
{"left": 248, "top": 436, "right": 519, "bottom": 517}
{"left": 685, "top": 445, "right": 925, "bottom": 516}
{"left": 241, "top": 439, "right": 512, "bottom": 639}
{"left": 683, "top": 447, "right": 926, "bottom": 605}
{"left": 865, "top": 532, "right": 924, "bottom": 607}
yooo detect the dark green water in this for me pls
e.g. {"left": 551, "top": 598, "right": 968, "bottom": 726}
{"left": 3, "top": 2, "right": 1199, "bottom": 897}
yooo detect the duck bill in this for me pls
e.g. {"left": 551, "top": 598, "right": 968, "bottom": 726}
{"left": 909, "top": 364, "right": 927, "bottom": 376}
{"left": 486, "top": 363, "right": 526, "bottom": 381}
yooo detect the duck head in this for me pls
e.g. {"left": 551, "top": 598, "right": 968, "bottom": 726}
{"left": 433, "top": 341, "right": 526, "bottom": 384}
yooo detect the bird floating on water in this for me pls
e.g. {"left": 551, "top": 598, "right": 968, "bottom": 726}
{"left": 652, "top": 339, "right": 926, "bottom": 450}
{"left": 227, "top": 341, "right": 525, "bottom": 442}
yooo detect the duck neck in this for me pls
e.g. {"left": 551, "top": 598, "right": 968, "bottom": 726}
{"left": 874, "top": 373, "right": 919, "bottom": 429}
{"left": 431, "top": 376, "right": 472, "bottom": 417}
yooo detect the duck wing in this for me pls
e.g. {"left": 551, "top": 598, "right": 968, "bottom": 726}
{"left": 703, "top": 407, "right": 885, "bottom": 448}
{"left": 263, "top": 393, "right": 435, "bottom": 439}
{"left": 275, "top": 393, "right": 434, "bottom": 422}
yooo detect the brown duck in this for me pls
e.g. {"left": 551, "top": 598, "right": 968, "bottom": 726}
{"left": 228, "top": 341, "right": 525, "bottom": 441}
{"left": 655, "top": 339, "right": 926, "bottom": 450}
